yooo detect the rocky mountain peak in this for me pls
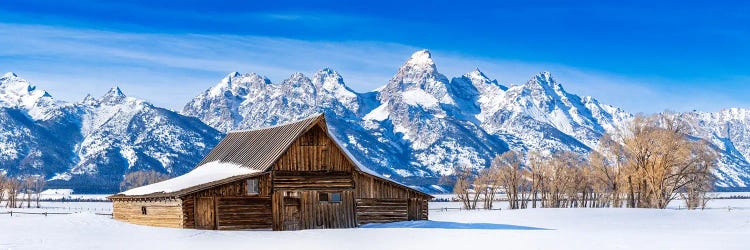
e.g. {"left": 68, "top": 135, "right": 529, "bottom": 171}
{"left": 0, "top": 73, "right": 55, "bottom": 114}
{"left": 464, "top": 68, "right": 507, "bottom": 90}
{"left": 100, "top": 86, "right": 127, "bottom": 104}
{"left": 313, "top": 68, "right": 345, "bottom": 91}
{"left": 81, "top": 94, "right": 97, "bottom": 106}
{"left": 404, "top": 49, "right": 435, "bottom": 69}
{"left": 104, "top": 86, "right": 125, "bottom": 97}
{"left": 380, "top": 50, "right": 452, "bottom": 106}
{"left": 528, "top": 71, "right": 558, "bottom": 87}
{"left": 287, "top": 72, "right": 308, "bottom": 81}
{"left": 282, "top": 72, "right": 314, "bottom": 88}
{"left": 518, "top": 71, "right": 570, "bottom": 101}
{"left": 2, "top": 72, "right": 18, "bottom": 80}
{"left": 207, "top": 72, "right": 271, "bottom": 99}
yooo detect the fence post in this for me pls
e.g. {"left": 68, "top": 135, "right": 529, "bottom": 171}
{"left": 9, "top": 211, "right": 12, "bottom": 216}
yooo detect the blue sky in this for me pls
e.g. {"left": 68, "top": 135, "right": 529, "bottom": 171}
{"left": 0, "top": 0, "right": 748, "bottom": 113}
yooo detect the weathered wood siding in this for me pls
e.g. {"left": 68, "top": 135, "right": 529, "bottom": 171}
{"left": 195, "top": 197, "right": 216, "bottom": 229}
{"left": 182, "top": 174, "right": 272, "bottom": 229}
{"left": 272, "top": 190, "right": 356, "bottom": 230}
{"left": 273, "top": 171, "right": 354, "bottom": 190}
{"left": 182, "top": 195, "right": 195, "bottom": 227}
{"left": 216, "top": 197, "right": 273, "bottom": 230}
{"left": 273, "top": 125, "right": 354, "bottom": 172}
{"left": 408, "top": 198, "right": 429, "bottom": 220}
{"left": 354, "top": 172, "right": 430, "bottom": 223}
{"left": 355, "top": 198, "right": 407, "bottom": 225}
{"left": 112, "top": 199, "right": 183, "bottom": 228}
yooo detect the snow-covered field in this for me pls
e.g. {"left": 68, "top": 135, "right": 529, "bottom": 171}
{"left": 1, "top": 199, "right": 749, "bottom": 250}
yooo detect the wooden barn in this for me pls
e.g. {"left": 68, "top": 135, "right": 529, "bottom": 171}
{"left": 108, "top": 114, "right": 432, "bottom": 230}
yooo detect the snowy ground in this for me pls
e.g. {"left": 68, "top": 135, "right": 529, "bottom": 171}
{"left": 1, "top": 199, "right": 749, "bottom": 250}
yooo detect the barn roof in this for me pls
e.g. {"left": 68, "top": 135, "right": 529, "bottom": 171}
{"left": 195, "top": 114, "right": 323, "bottom": 171}
{"left": 111, "top": 113, "right": 432, "bottom": 199}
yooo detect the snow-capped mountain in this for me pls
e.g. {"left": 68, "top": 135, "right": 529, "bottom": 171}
{"left": 678, "top": 109, "right": 750, "bottom": 187}
{"left": 0, "top": 74, "right": 222, "bottom": 193}
{"left": 3, "top": 50, "right": 750, "bottom": 193}
{"left": 182, "top": 50, "right": 750, "bottom": 191}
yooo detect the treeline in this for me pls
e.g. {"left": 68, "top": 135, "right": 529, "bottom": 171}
{"left": 454, "top": 114, "right": 717, "bottom": 210}
{"left": 119, "top": 170, "right": 170, "bottom": 191}
{"left": 0, "top": 170, "right": 168, "bottom": 208}
{"left": 0, "top": 173, "right": 46, "bottom": 208}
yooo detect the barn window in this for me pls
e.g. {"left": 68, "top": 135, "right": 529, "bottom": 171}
{"left": 247, "top": 178, "right": 259, "bottom": 195}
{"left": 319, "top": 192, "right": 342, "bottom": 203}
{"left": 330, "top": 193, "right": 342, "bottom": 202}
{"left": 141, "top": 206, "right": 147, "bottom": 215}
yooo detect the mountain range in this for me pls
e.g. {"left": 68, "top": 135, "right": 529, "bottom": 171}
{"left": 2, "top": 50, "right": 750, "bottom": 193}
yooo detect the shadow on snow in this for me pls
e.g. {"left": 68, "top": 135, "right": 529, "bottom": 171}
{"left": 361, "top": 220, "right": 551, "bottom": 230}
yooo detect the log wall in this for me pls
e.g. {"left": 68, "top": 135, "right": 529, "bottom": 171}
{"left": 112, "top": 199, "right": 183, "bottom": 228}
{"left": 354, "top": 172, "right": 431, "bottom": 223}
{"left": 272, "top": 190, "right": 356, "bottom": 230}
{"left": 216, "top": 197, "right": 273, "bottom": 230}
{"left": 355, "top": 198, "right": 408, "bottom": 225}
{"left": 182, "top": 174, "right": 272, "bottom": 229}
{"left": 273, "top": 171, "right": 354, "bottom": 190}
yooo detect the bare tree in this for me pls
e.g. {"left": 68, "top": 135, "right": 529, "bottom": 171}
{"left": 120, "top": 170, "right": 170, "bottom": 191}
{"left": 527, "top": 151, "right": 546, "bottom": 208}
{"left": 453, "top": 165, "right": 480, "bottom": 209}
{"left": 452, "top": 165, "right": 480, "bottom": 209}
{"left": 476, "top": 166, "right": 500, "bottom": 209}
{"left": 590, "top": 133, "right": 628, "bottom": 208}
{"left": 0, "top": 173, "right": 6, "bottom": 207}
{"left": 30, "top": 176, "right": 46, "bottom": 208}
{"left": 5, "top": 178, "right": 20, "bottom": 208}
{"left": 21, "top": 176, "right": 36, "bottom": 208}
{"left": 495, "top": 151, "right": 528, "bottom": 209}
{"left": 620, "top": 114, "right": 717, "bottom": 209}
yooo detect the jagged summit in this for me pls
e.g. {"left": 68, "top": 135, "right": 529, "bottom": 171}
{"left": 313, "top": 68, "right": 346, "bottom": 90}
{"left": 530, "top": 71, "right": 554, "bottom": 84}
{"left": 105, "top": 86, "right": 125, "bottom": 97}
{"left": 465, "top": 68, "right": 502, "bottom": 86}
{"left": 207, "top": 72, "right": 271, "bottom": 98}
{"left": 318, "top": 67, "right": 337, "bottom": 75}
{"left": 287, "top": 72, "right": 308, "bottom": 80}
{"left": 99, "top": 86, "right": 127, "bottom": 104}
{"left": 0, "top": 73, "right": 57, "bottom": 120}
{"left": 469, "top": 67, "right": 486, "bottom": 77}
{"left": 402, "top": 49, "right": 436, "bottom": 72}
{"left": 523, "top": 71, "right": 566, "bottom": 94}
{"left": 2, "top": 72, "right": 18, "bottom": 79}
{"left": 81, "top": 94, "right": 96, "bottom": 105}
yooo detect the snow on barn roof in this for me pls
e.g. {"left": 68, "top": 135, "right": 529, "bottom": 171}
{"left": 119, "top": 161, "right": 261, "bottom": 196}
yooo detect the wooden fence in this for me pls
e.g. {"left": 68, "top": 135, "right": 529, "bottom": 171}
{"left": 0, "top": 211, "right": 113, "bottom": 216}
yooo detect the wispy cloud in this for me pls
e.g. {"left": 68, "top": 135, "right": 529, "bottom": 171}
{"left": 0, "top": 23, "right": 747, "bottom": 113}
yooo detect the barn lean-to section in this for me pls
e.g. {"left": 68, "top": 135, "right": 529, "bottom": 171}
{"left": 109, "top": 114, "right": 432, "bottom": 231}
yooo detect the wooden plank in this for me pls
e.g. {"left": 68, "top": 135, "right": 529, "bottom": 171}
{"left": 111, "top": 199, "right": 184, "bottom": 228}
{"left": 195, "top": 197, "right": 215, "bottom": 229}
{"left": 355, "top": 198, "right": 409, "bottom": 225}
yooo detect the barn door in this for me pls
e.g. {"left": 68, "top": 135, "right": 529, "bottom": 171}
{"left": 195, "top": 197, "right": 216, "bottom": 230}
{"left": 283, "top": 197, "right": 301, "bottom": 230}
{"left": 407, "top": 198, "right": 419, "bottom": 220}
